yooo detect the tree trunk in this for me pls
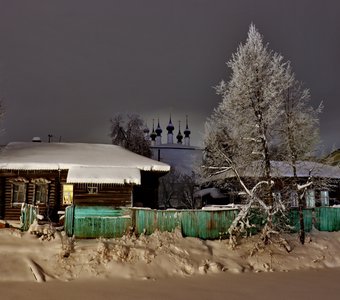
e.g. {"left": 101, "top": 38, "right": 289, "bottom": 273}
{"left": 286, "top": 89, "right": 305, "bottom": 245}
{"left": 298, "top": 202, "right": 305, "bottom": 244}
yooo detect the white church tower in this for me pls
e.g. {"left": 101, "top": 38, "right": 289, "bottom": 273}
{"left": 166, "top": 115, "right": 174, "bottom": 144}
{"left": 183, "top": 115, "right": 191, "bottom": 146}
{"left": 150, "top": 119, "right": 157, "bottom": 147}
{"left": 155, "top": 119, "right": 162, "bottom": 146}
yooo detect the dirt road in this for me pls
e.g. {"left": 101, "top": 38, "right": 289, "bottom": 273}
{"left": 1, "top": 268, "right": 339, "bottom": 300}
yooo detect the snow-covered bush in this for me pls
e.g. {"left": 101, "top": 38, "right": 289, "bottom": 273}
{"left": 28, "top": 220, "right": 56, "bottom": 241}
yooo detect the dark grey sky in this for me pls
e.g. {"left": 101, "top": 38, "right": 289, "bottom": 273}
{"left": 0, "top": 0, "right": 339, "bottom": 152}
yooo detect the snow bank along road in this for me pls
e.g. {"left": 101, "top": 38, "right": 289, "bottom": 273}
{"left": 1, "top": 227, "right": 340, "bottom": 299}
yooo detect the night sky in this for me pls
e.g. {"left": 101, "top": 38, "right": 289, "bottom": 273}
{"left": 0, "top": 0, "right": 339, "bottom": 152}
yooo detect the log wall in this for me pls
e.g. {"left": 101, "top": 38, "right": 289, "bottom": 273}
{"left": 0, "top": 170, "right": 66, "bottom": 221}
{"left": 73, "top": 184, "right": 132, "bottom": 207}
{"left": 0, "top": 169, "right": 165, "bottom": 220}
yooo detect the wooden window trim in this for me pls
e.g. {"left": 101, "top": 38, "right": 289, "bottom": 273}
{"left": 63, "top": 184, "right": 74, "bottom": 205}
{"left": 34, "top": 183, "right": 49, "bottom": 205}
{"left": 11, "top": 182, "right": 27, "bottom": 207}
{"left": 87, "top": 185, "right": 98, "bottom": 194}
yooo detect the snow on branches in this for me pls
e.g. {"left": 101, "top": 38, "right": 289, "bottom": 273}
{"left": 202, "top": 24, "right": 323, "bottom": 247}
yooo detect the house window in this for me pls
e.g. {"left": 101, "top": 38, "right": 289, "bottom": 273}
{"left": 87, "top": 185, "right": 98, "bottom": 194}
{"left": 63, "top": 184, "right": 73, "bottom": 205}
{"left": 35, "top": 184, "right": 49, "bottom": 205}
{"left": 305, "top": 189, "right": 315, "bottom": 208}
{"left": 31, "top": 178, "right": 51, "bottom": 205}
{"left": 12, "top": 183, "right": 27, "bottom": 207}
{"left": 320, "top": 190, "right": 329, "bottom": 206}
{"left": 290, "top": 191, "right": 298, "bottom": 208}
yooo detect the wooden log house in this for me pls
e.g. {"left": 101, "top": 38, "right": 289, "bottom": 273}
{"left": 205, "top": 160, "right": 340, "bottom": 206}
{"left": 0, "top": 142, "right": 170, "bottom": 221}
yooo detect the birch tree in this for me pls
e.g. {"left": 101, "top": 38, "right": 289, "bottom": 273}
{"left": 278, "top": 81, "right": 322, "bottom": 244}
{"left": 203, "top": 24, "right": 297, "bottom": 247}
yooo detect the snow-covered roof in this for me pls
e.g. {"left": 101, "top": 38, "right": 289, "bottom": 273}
{"left": 219, "top": 160, "right": 340, "bottom": 179}
{"left": 0, "top": 142, "right": 170, "bottom": 184}
{"left": 67, "top": 166, "right": 141, "bottom": 184}
{"left": 270, "top": 161, "right": 340, "bottom": 179}
{"left": 194, "top": 188, "right": 226, "bottom": 199}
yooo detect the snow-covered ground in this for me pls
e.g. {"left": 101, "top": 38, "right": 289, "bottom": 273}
{"left": 2, "top": 228, "right": 340, "bottom": 299}
{"left": 2, "top": 227, "right": 340, "bottom": 283}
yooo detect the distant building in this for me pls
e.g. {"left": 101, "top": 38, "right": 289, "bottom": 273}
{"left": 144, "top": 116, "right": 203, "bottom": 209}
{"left": 145, "top": 116, "right": 202, "bottom": 175}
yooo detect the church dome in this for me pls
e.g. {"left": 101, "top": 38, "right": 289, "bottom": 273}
{"left": 150, "top": 120, "right": 157, "bottom": 141}
{"left": 176, "top": 121, "right": 183, "bottom": 144}
{"left": 166, "top": 116, "right": 174, "bottom": 133}
{"left": 155, "top": 120, "right": 162, "bottom": 136}
{"left": 184, "top": 115, "right": 191, "bottom": 137}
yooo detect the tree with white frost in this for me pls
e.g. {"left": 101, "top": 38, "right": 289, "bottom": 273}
{"left": 110, "top": 114, "right": 151, "bottom": 158}
{"left": 277, "top": 81, "right": 322, "bottom": 244}
{"left": 203, "top": 24, "right": 321, "bottom": 247}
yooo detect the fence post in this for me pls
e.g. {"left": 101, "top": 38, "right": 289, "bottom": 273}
{"left": 20, "top": 204, "right": 38, "bottom": 231}
{"left": 65, "top": 205, "right": 75, "bottom": 237}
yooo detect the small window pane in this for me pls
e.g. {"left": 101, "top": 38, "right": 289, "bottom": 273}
{"left": 12, "top": 183, "right": 27, "bottom": 206}
{"left": 320, "top": 190, "right": 329, "bottom": 206}
{"left": 306, "top": 190, "right": 315, "bottom": 208}
{"left": 63, "top": 184, "right": 73, "bottom": 205}
{"left": 87, "top": 186, "right": 98, "bottom": 194}
{"left": 35, "top": 184, "right": 48, "bottom": 204}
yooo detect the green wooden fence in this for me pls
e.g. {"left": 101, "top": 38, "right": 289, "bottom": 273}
{"left": 71, "top": 206, "right": 132, "bottom": 238}
{"left": 65, "top": 205, "right": 75, "bottom": 236}
{"left": 289, "top": 209, "right": 314, "bottom": 232}
{"left": 133, "top": 208, "right": 239, "bottom": 239}
{"left": 314, "top": 207, "right": 340, "bottom": 231}
{"left": 133, "top": 209, "right": 181, "bottom": 235}
{"left": 22, "top": 205, "right": 340, "bottom": 238}
{"left": 20, "top": 204, "right": 38, "bottom": 231}
{"left": 181, "top": 210, "right": 238, "bottom": 239}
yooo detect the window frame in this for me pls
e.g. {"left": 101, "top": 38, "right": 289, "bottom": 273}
{"left": 87, "top": 185, "right": 98, "bottom": 194}
{"left": 34, "top": 183, "right": 49, "bottom": 205}
{"left": 63, "top": 184, "right": 74, "bottom": 205}
{"left": 31, "top": 178, "right": 51, "bottom": 206}
{"left": 10, "top": 178, "right": 28, "bottom": 207}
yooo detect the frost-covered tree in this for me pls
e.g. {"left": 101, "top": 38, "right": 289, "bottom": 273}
{"left": 279, "top": 82, "right": 321, "bottom": 163}
{"left": 202, "top": 24, "right": 322, "bottom": 247}
{"left": 110, "top": 114, "right": 151, "bottom": 158}
{"left": 277, "top": 81, "right": 322, "bottom": 244}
